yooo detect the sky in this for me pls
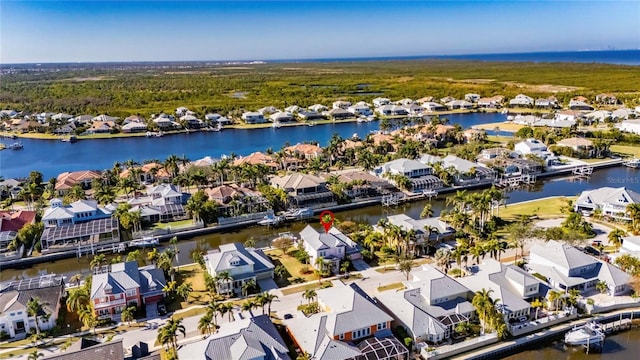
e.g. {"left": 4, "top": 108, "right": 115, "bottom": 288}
{"left": 1, "top": 1, "right": 639, "bottom": 63}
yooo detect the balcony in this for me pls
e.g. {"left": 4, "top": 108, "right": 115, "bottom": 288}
{"left": 94, "top": 297, "right": 126, "bottom": 309}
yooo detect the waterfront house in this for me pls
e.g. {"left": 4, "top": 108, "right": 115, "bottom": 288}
{"left": 457, "top": 259, "right": 542, "bottom": 325}
{"left": 396, "top": 98, "right": 415, "bottom": 106}
{"left": 91, "top": 261, "right": 166, "bottom": 320}
{"left": 178, "top": 315, "right": 290, "bottom": 360}
{"left": 92, "top": 114, "right": 119, "bottom": 122}
{"left": 478, "top": 147, "right": 512, "bottom": 161}
{"left": 203, "top": 243, "right": 274, "bottom": 296}
{"left": 121, "top": 121, "right": 148, "bottom": 133}
{"left": 347, "top": 103, "right": 373, "bottom": 116}
{"left": 285, "top": 143, "right": 323, "bottom": 160}
{"left": 55, "top": 170, "right": 102, "bottom": 195}
{"left": 152, "top": 115, "right": 179, "bottom": 129}
{"left": 179, "top": 114, "right": 205, "bottom": 129}
{"left": 377, "top": 265, "right": 474, "bottom": 345}
{"left": 123, "top": 115, "right": 145, "bottom": 124}
{"left": 569, "top": 100, "right": 594, "bottom": 111}
{"left": 375, "top": 104, "right": 409, "bottom": 116}
{"left": 440, "top": 155, "right": 496, "bottom": 184}
{"left": 320, "top": 170, "right": 394, "bottom": 198}
{"left": 309, "top": 104, "right": 328, "bottom": 112}
{"left": 333, "top": 100, "right": 352, "bottom": 110}
{"left": 534, "top": 98, "right": 552, "bottom": 108}
{"left": 0, "top": 210, "right": 36, "bottom": 254}
{"left": 270, "top": 173, "right": 334, "bottom": 207}
{"left": 596, "top": 93, "right": 618, "bottom": 105}
{"left": 514, "top": 138, "right": 552, "bottom": 158}
{"left": 610, "top": 236, "right": 640, "bottom": 263}
{"left": 528, "top": 240, "right": 630, "bottom": 296}
{"left": 440, "top": 96, "right": 455, "bottom": 104}
{"left": 205, "top": 113, "right": 233, "bottom": 125}
{"left": 574, "top": 186, "right": 640, "bottom": 221}
{"left": 372, "top": 97, "right": 391, "bottom": 107}
{"left": 381, "top": 214, "right": 455, "bottom": 249}
{"left": 51, "top": 113, "right": 73, "bottom": 122}
{"left": 477, "top": 95, "right": 504, "bottom": 109}
{"left": 298, "top": 110, "right": 325, "bottom": 121}
{"left": 368, "top": 132, "right": 396, "bottom": 151}
{"left": 241, "top": 111, "right": 267, "bottom": 124}
{"left": 465, "top": 94, "right": 481, "bottom": 103}
{"left": 421, "top": 102, "right": 448, "bottom": 112}
{"left": 373, "top": 159, "right": 442, "bottom": 192}
{"left": 285, "top": 105, "right": 303, "bottom": 113}
{"left": 71, "top": 114, "right": 95, "bottom": 125}
{"left": 0, "top": 275, "right": 64, "bottom": 339}
{"left": 585, "top": 110, "right": 612, "bottom": 123}
{"left": 612, "top": 108, "right": 634, "bottom": 120}
{"left": 270, "top": 111, "right": 296, "bottom": 123}
{"left": 87, "top": 120, "right": 116, "bottom": 134}
{"left": 509, "top": 94, "right": 534, "bottom": 107}
{"left": 404, "top": 103, "right": 424, "bottom": 115}
{"left": 233, "top": 151, "right": 280, "bottom": 170}
{"left": 286, "top": 283, "right": 400, "bottom": 360}
{"left": 556, "top": 137, "right": 594, "bottom": 156}
{"left": 416, "top": 97, "right": 435, "bottom": 104}
{"left": 0, "top": 109, "right": 17, "bottom": 118}
{"left": 445, "top": 100, "right": 473, "bottom": 110}
{"left": 326, "top": 108, "right": 353, "bottom": 120}
{"left": 42, "top": 198, "right": 113, "bottom": 227}
{"left": 0, "top": 179, "right": 21, "bottom": 200}
{"left": 175, "top": 107, "right": 189, "bottom": 117}
{"left": 617, "top": 119, "right": 640, "bottom": 135}
{"left": 299, "top": 225, "right": 362, "bottom": 273}
{"left": 204, "top": 184, "right": 268, "bottom": 217}
{"left": 554, "top": 110, "right": 583, "bottom": 122}
{"left": 258, "top": 106, "right": 278, "bottom": 115}
{"left": 119, "top": 162, "right": 171, "bottom": 184}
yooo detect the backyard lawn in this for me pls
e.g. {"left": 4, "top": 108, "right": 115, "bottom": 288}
{"left": 499, "top": 196, "right": 575, "bottom": 221}
{"left": 265, "top": 248, "right": 317, "bottom": 285}
{"left": 611, "top": 144, "right": 640, "bottom": 158}
{"left": 176, "top": 264, "right": 210, "bottom": 306}
{"left": 152, "top": 219, "right": 196, "bottom": 230}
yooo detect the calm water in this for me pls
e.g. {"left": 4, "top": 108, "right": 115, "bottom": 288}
{"left": 0, "top": 113, "right": 504, "bottom": 179}
{"left": 297, "top": 50, "right": 640, "bottom": 66}
{"left": 2, "top": 166, "right": 639, "bottom": 283}
{"left": 503, "top": 327, "right": 640, "bottom": 360}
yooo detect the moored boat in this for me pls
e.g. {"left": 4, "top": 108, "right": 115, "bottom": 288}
{"left": 129, "top": 236, "right": 160, "bottom": 248}
{"left": 564, "top": 321, "right": 605, "bottom": 346}
{"left": 8, "top": 142, "right": 23, "bottom": 150}
{"left": 623, "top": 158, "right": 640, "bottom": 168}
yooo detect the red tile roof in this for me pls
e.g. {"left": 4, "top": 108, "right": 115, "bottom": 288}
{"left": 0, "top": 210, "right": 37, "bottom": 232}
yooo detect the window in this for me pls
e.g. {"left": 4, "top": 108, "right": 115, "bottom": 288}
{"left": 339, "top": 333, "right": 345, "bottom": 340}
{"left": 126, "top": 289, "right": 137, "bottom": 297}
{"left": 352, "top": 327, "right": 371, "bottom": 340}
{"left": 377, "top": 322, "right": 387, "bottom": 331}
{"left": 9, "top": 313, "right": 15, "bottom": 317}
{"left": 17, "top": 312, "right": 22, "bottom": 316}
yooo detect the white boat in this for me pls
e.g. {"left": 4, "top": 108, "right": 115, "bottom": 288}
{"left": 8, "top": 142, "right": 23, "bottom": 150}
{"left": 366, "top": 116, "right": 375, "bottom": 122}
{"left": 61, "top": 135, "right": 77, "bottom": 143}
{"left": 357, "top": 117, "right": 366, "bottom": 123}
{"left": 623, "top": 159, "right": 640, "bottom": 168}
{"left": 272, "top": 122, "right": 281, "bottom": 129}
{"left": 351, "top": 133, "right": 360, "bottom": 140}
{"left": 258, "top": 210, "right": 283, "bottom": 226}
{"left": 423, "top": 189, "right": 438, "bottom": 197}
{"left": 129, "top": 236, "right": 160, "bottom": 248}
{"left": 564, "top": 321, "right": 605, "bottom": 346}
{"left": 307, "top": 122, "right": 316, "bottom": 127}
{"left": 273, "top": 232, "right": 299, "bottom": 243}
{"left": 282, "top": 207, "right": 314, "bottom": 220}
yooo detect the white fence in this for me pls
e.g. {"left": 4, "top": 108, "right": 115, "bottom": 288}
{"left": 421, "top": 333, "right": 498, "bottom": 360}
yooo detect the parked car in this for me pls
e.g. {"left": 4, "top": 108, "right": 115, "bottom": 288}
{"left": 284, "top": 313, "right": 293, "bottom": 320}
{"left": 157, "top": 302, "right": 167, "bottom": 316}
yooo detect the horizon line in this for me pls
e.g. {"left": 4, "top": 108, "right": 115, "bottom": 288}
{"left": 2, "top": 48, "right": 638, "bottom": 66}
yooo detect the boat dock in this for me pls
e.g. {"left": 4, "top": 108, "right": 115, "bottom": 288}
{"left": 623, "top": 158, "right": 640, "bottom": 168}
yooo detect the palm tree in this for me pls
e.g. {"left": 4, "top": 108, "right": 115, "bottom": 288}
{"left": 27, "top": 297, "right": 46, "bottom": 335}
{"left": 27, "top": 351, "right": 44, "bottom": 360}
{"left": 472, "top": 288, "right": 493, "bottom": 334}
{"left": 242, "top": 279, "right": 256, "bottom": 298}
{"left": 90, "top": 254, "right": 106, "bottom": 270}
{"left": 121, "top": 306, "right": 136, "bottom": 326}
{"left": 531, "top": 298, "right": 544, "bottom": 320}
{"left": 303, "top": 289, "right": 317, "bottom": 305}
{"left": 78, "top": 306, "right": 97, "bottom": 334}
{"left": 66, "top": 288, "right": 89, "bottom": 312}
{"left": 206, "top": 302, "right": 221, "bottom": 330}
{"left": 164, "top": 155, "right": 180, "bottom": 179}
{"left": 216, "top": 271, "right": 232, "bottom": 295}
{"left": 221, "top": 302, "right": 235, "bottom": 322}
{"left": 627, "top": 203, "right": 640, "bottom": 231}
{"left": 548, "top": 290, "right": 562, "bottom": 312}
{"left": 69, "top": 274, "right": 83, "bottom": 288}
{"left": 398, "top": 257, "right": 413, "bottom": 280}
{"left": 420, "top": 203, "right": 434, "bottom": 218}
{"left": 434, "top": 248, "right": 451, "bottom": 272}
{"left": 176, "top": 282, "right": 193, "bottom": 303}
{"left": 296, "top": 352, "right": 312, "bottom": 360}
{"left": 157, "top": 317, "right": 185, "bottom": 353}
{"left": 260, "top": 292, "right": 278, "bottom": 316}
{"left": 608, "top": 229, "right": 625, "bottom": 252}
{"left": 241, "top": 299, "right": 257, "bottom": 317}
{"left": 162, "top": 281, "right": 177, "bottom": 300}
{"left": 274, "top": 265, "right": 287, "bottom": 280}
{"left": 198, "top": 312, "right": 214, "bottom": 337}
{"left": 596, "top": 280, "right": 609, "bottom": 294}
{"left": 314, "top": 256, "right": 326, "bottom": 284}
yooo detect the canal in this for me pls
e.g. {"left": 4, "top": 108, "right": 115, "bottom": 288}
{"left": 1, "top": 166, "right": 639, "bottom": 283}
{"left": 0, "top": 112, "right": 505, "bottom": 179}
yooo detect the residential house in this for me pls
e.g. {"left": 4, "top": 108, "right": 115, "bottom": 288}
{"left": 372, "top": 97, "right": 391, "bottom": 107}
{"left": 528, "top": 240, "right": 630, "bottom": 296}
{"left": 373, "top": 159, "right": 442, "bottom": 192}
{"left": 596, "top": 93, "right": 618, "bottom": 105}
{"left": 44, "top": 338, "right": 125, "bottom": 360}
{"left": 153, "top": 115, "right": 179, "bottom": 129}
{"left": 92, "top": 114, "right": 119, "bottom": 122}
{"left": 617, "top": 119, "right": 640, "bottom": 135}
{"left": 0, "top": 109, "right": 18, "bottom": 118}
{"left": 569, "top": 100, "right": 594, "bottom": 111}
{"left": 440, "top": 96, "right": 455, "bottom": 104}
{"left": 464, "top": 94, "right": 481, "bottom": 103}
{"left": 270, "top": 173, "right": 334, "bottom": 207}
{"left": 119, "top": 162, "right": 171, "bottom": 183}
{"left": 205, "top": 113, "right": 233, "bottom": 125}
{"left": 90, "top": 261, "right": 166, "bottom": 319}
{"left": 242, "top": 112, "right": 267, "bottom": 124}
{"left": 377, "top": 265, "right": 475, "bottom": 345}
{"left": 0, "top": 275, "right": 64, "bottom": 339}
{"left": 286, "top": 283, "right": 401, "bottom": 360}
{"left": 285, "top": 105, "right": 303, "bottom": 113}
{"left": 71, "top": 115, "right": 95, "bottom": 125}
{"left": 509, "top": 94, "right": 534, "bottom": 108}
{"left": 175, "top": 107, "right": 189, "bottom": 117}
{"left": 270, "top": 111, "right": 295, "bottom": 123}
{"left": 404, "top": 103, "right": 424, "bottom": 115}
{"left": 0, "top": 210, "right": 37, "bottom": 254}
{"left": 612, "top": 108, "right": 634, "bottom": 120}
{"left": 585, "top": 110, "right": 612, "bottom": 123}
{"left": 87, "top": 121, "right": 116, "bottom": 134}
{"left": 40, "top": 207, "right": 118, "bottom": 252}
{"left": 55, "top": 170, "right": 102, "bottom": 195}
{"left": 382, "top": 214, "right": 455, "bottom": 250}
{"left": 555, "top": 137, "right": 594, "bottom": 156}
{"left": 179, "top": 115, "right": 205, "bottom": 129}
{"left": 396, "top": 98, "right": 415, "bottom": 106}
{"left": 609, "top": 236, "right": 640, "bottom": 263}
{"left": 285, "top": 143, "right": 323, "bottom": 160}
{"left": 0, "top": 179, "right": 22, "bottom": 200}
{"left": 445, "top": 100, "right": 473, "bottom": 110}
{"left": 319, "top": 170, "right": 394, "bottom": 198}
{"left": 233, "top": 152, "right": 280, "bottom": 170}
{"left": 348, "top": 104, "right": 373, "bottom": 116}
{"left": 299, "top": 225, "right": 362, "bottom": 273}
{"left": 298, "top": 110, "right": 325, "bottom": 121}
{"left": 477, "top": 96, "right": 503, "bottom": 109}
{"left": 574, "top": 186, "right": 640, "bottom": 221}
{"left": 375, "top": 105, "right": 408, "bottom": 116}
{"left": 416, "top": 96, "right": 435, "bottom": 104}
{"left": 421, "top": 102, "right": 447, "bottom": 112}
{"left": 51, "top": 113, "right": 73, "bottom": 122}
{"left": 478, "top": 147, "right": 514, "bottom": 162}
{"left": 125, "top": 184, "right": 187, "bottom": 224}
{"left": 204, "top": 185, "right": 268, "bottom": 217}
{"left": 121, "top": 122, "right": 148, "bottom": 133}
{"left": 148, "top": 184, "right": 185, "bottom": 206}
{"left": 258, "top": 106, "right": 278, "bottom": 115}
{"left": 555, "top": 110, "right": 583, "bottom": 122}
{"left": 514, "top": 138, "right": 553, "bottom": 159}
{"left": 123, "top": 115, "right": 146, "bottom": 124}
{"left": 333, "top": 101, "right": 352, "bottom": 110}
{"left": 309, "top": 104, "right": 328, "bottom": 112}
{"left": 534, "top": 98, "right": 552, "bottom": 108}
{"left": 178, "top": 315, "right": 290, "bottom": 360}
{"left": 439, "top": 155, "right": 496, "bottom": 184}
{"left": 42, "top": 198, "right": 113, "bottom": 227}
{"left": 326, "top": 108, "right": 353, "bottom": 120}
{"left": 203, "top": 243, "right": 275, "bottom": 296}
{"left": 457, "top": 259, "right": 542, "bottom": 324}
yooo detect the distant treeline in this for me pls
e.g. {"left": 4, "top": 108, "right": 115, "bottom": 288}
{"left": 1, "top": 60, "right": 639, "bottom": 118}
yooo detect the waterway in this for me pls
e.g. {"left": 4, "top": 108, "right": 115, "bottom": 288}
{"left": 0, "top": 113, "right": 505, "bottom": 179}
{"left": 502, "top": 327, "right": 640, "bottom": 360}
{"left": 2, "top": 166, "right": 639, "bottom": 283}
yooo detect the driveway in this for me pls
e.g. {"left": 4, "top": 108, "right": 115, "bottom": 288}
{"left": 145, "top": 302, "right": 158, "bottom": 319}
{"left": 351, "top": 259, "right": 370, "bottom": 271}
{"left": 258, "top": 278, "right": 279, "bottom": 292}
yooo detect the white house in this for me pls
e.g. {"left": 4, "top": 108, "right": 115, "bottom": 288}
{"left": 241, "top": 111, "right": 266, "bottom": 124}
{"left": 375, "top": 105, "right": 408, "bottom": 116}
{"left": 612, "top": 108, "right": 634, "bottom": 120}
{"left": 269, "top": 111, "right": 295, "bottom": 123}
{"left": 347, "top": 104, "right": 373, "bottom": 116}
{"left": 332, "top": 101, "right": 352, "bottom": 110}
{"left": 514, "top": 138, "right": 553, "bottom": 159}
{"left": 569, "top": 100, "right": 594, "bottom": 111}
{"left": 509, "top": 94, "right": 534, "bottom": 107}
{"left": 372, "top": 97, "right": 391, "bottom": 107}
{"left": 0, "top": 275, "right": 64, "bottom": 339}
{"left": 574, "top": 187, "right": 640, "bottom": 221}
{"left": 464, "top": 93, "right": 481, "bottom": 103}
{"left": 308, "top": 104, "right": 328, "bottom": 112}
{"left": 422, "top": 102, "right": 447, "bottom": 112}
{"left": 42, "top": 199, "right": 113, "bottom": 227}
{"left": 617, "top": 119, "right": 640, "bottom": 135}
{"left": 299, "top": 225, "right": 362, "bottom": 274}
{"left": 446, "top": 100, "right": 473, "bottom": 110}
{"left": 373, "top": 159, "right": 442, "bottom": 191}
{"left": 258, "top": 106, "right": 278, "bottom": 115}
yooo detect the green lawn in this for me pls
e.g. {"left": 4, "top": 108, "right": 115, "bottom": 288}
{"left": 499, "top": 196, "right": 576, "bottom": 221}
{"left": 152, "top": 219, "right": 197, "bottom": 229}
{"left": 177, "top": 264, "right": 210, "bottom": 306}
{"left": 611, "top": 145, "right": 640, "bottom": 158}
{"left": 280, "top": 281, "right": 332, "bottom": 296}
{"left": 377, "top": 282, "right": 405, "bottom": 292}
{"left": 0, "top": 338, "right": 79, "bottom": 359}
{"left": 265, "top": 249, "right": 317, "bottom": 284}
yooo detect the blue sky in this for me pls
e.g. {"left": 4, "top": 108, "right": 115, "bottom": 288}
{"left": 1, "top": 1, "right": 639, "bottom": 63}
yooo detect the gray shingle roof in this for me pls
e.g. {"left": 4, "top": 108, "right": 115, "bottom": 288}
{"left": 91, "top": 262, "right": 165, "bottom": 299}
{"left": 299, "top": 225, "right": 360, "bottom": 252}
{"left": 576, "top": 187, "right": 640, "bottom": 209}
{"left": 43, "top": 338, "right": 124, "bottom": 360}
{"left": 204, "top": 243, "right": 275, "bottom": 278}
{"left": 529, "top": 240, "right": 596, "bottom": 270}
